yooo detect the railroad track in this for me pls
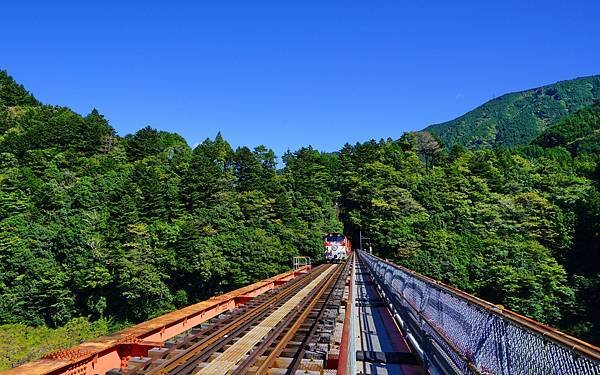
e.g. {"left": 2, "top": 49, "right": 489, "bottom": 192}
{"left": 120, "top": 256, "right": 351, "bottom": 374}
{"left": 238, "top": 255, "right": 351, "bottom": 374}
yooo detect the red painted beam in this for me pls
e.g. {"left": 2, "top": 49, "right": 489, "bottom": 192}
{"left": 337, "top": 264, "right": 354, "bottom": 375}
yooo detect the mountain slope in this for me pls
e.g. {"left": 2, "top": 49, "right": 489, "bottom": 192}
{"left": 423, "top": 75, "right": 600, "bottom": 148}
{"left": 532, "top": 100, "right": 600, "bottom": 156}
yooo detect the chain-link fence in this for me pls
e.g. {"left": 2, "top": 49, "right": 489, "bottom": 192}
{"left": 359, "top": 251, "right": 600, "bottom": 375}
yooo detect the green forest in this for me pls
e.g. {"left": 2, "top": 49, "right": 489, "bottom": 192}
{"left": 0, "top": 70, "right": 598, "bottom": 369}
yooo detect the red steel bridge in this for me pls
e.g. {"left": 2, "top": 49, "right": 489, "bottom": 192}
{"left": 6, "top": 251, "right": 600, "bottom": 375}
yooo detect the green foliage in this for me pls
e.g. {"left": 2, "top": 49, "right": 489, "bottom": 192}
{"left": 424, "top": 75, "right": 600, "bottom": 148}
{"left": 0, "top": 116, "right": 339, "bottom": 328}
{"left": 124, "top": 126, "right": 189, "bottom": 161}
{"left": 0, "top": 317, "right": 111, "bottom": 371}
{"left": 0, "top": 70, "right": 39, "bottom": 107}
{"left": 532, "top": 100, "right": 600, "bottom": 158}
{"left": 0, "top": 106, "right": 115, "bottom": 156}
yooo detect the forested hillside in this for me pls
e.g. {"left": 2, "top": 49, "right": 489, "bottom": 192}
{"left": 423, "top": 75, "right": 600, "bottom": 148}
{"left": 0, "top": 71, "right": 342, "bottom": 368}
{"left": 532, "top": 100, "right": 600, "bottom": 157}
{"left": 0, "top": 70, "right": 599, "bottom": 369}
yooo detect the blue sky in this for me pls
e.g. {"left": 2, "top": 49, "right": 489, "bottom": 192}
{"left": 1, "top": 1, "right": 598, "bottom": 157}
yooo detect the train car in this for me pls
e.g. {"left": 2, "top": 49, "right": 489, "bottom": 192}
{"left": 324, "top": 233, "right": 351, "bottom": 263}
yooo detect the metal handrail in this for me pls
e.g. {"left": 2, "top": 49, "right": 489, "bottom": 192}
{"left": 347, "top": 254, "right": 357, "bottom": 375}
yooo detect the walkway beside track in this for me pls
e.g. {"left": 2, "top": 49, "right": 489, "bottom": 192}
{"left": 354, "top": 256, "right": 423, "bottom": 375}
{"left": 197, "top": 265, "right": 336, "bottom": 374}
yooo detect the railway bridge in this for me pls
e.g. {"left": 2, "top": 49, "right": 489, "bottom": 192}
{"left": 7, "top": 251, "right": 600, "bottom": 375}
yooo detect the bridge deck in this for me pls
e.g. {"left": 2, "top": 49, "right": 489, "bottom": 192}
{"left": 8, "top": 251, "right": 600, "bottom": 375}
{"left": 197, "top": 265, "right": 336, "bottom": 374}
{"left": 4, "top": 266, "right": 311, "bottom": 375}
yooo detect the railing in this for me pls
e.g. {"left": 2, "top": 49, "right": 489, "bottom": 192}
{"left": 293, "top": 256, "right": 311, "bottom": 271}
{"left": 359, "top": 250, "right": 600, "bottom": 375}
{"left": 348, "top": 254, "right": 357, "bottom": 374}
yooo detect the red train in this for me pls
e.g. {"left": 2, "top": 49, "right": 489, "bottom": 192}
{"left": 323, "top": 233, "right": 351, "bottom": 263}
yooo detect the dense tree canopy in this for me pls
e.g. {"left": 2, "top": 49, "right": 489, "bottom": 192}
{"left": 532, "top": 100, "right": 600, "bottom": 158}
{"left": 0, "top": 70, "right": 598, "bottom": 369}
{"left": 0, "top": 122, "right": 340, "bottom": 327}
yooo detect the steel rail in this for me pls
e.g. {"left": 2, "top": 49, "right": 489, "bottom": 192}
{"left": 251, "top": 256, "right": 351, "bottom": 374}
{"left": 231, "top": 261, "right": 344, "bottom": 373}
{"left": 166, "top": 305, "right": 279, "bottom": 375}
{"left": 128, "top": 296, "right": 265, "bottom": 373}
{"left": 163, "top": 267, "right": 325, "bottom": 375}
{"left": 234, "top": 256, "right": 350, "bottom": 374}
{"left": 285, "top": 255, "right": 352, "bottom": 374}
{"left": 165, "top": 267, "right": 336, "bottom": 375}
{"left": 139, "top": 265, "right": 328, "bottom": 374}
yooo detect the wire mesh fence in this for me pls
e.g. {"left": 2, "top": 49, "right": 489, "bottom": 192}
{"left": 360, "top": 251, "right": 600, "bottom": 375}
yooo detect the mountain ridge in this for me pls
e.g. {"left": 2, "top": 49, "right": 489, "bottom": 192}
{"left": 423, "top": 75, "right": 600, "bottom": 148}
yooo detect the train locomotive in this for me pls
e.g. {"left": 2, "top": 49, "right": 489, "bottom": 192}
{"left": 323, "top": 233, "right": 351, "bottom": 263}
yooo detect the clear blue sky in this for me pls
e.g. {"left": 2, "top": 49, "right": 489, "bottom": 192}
{"left": 2, "top": 1, "right": 598, "bottom": 157}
